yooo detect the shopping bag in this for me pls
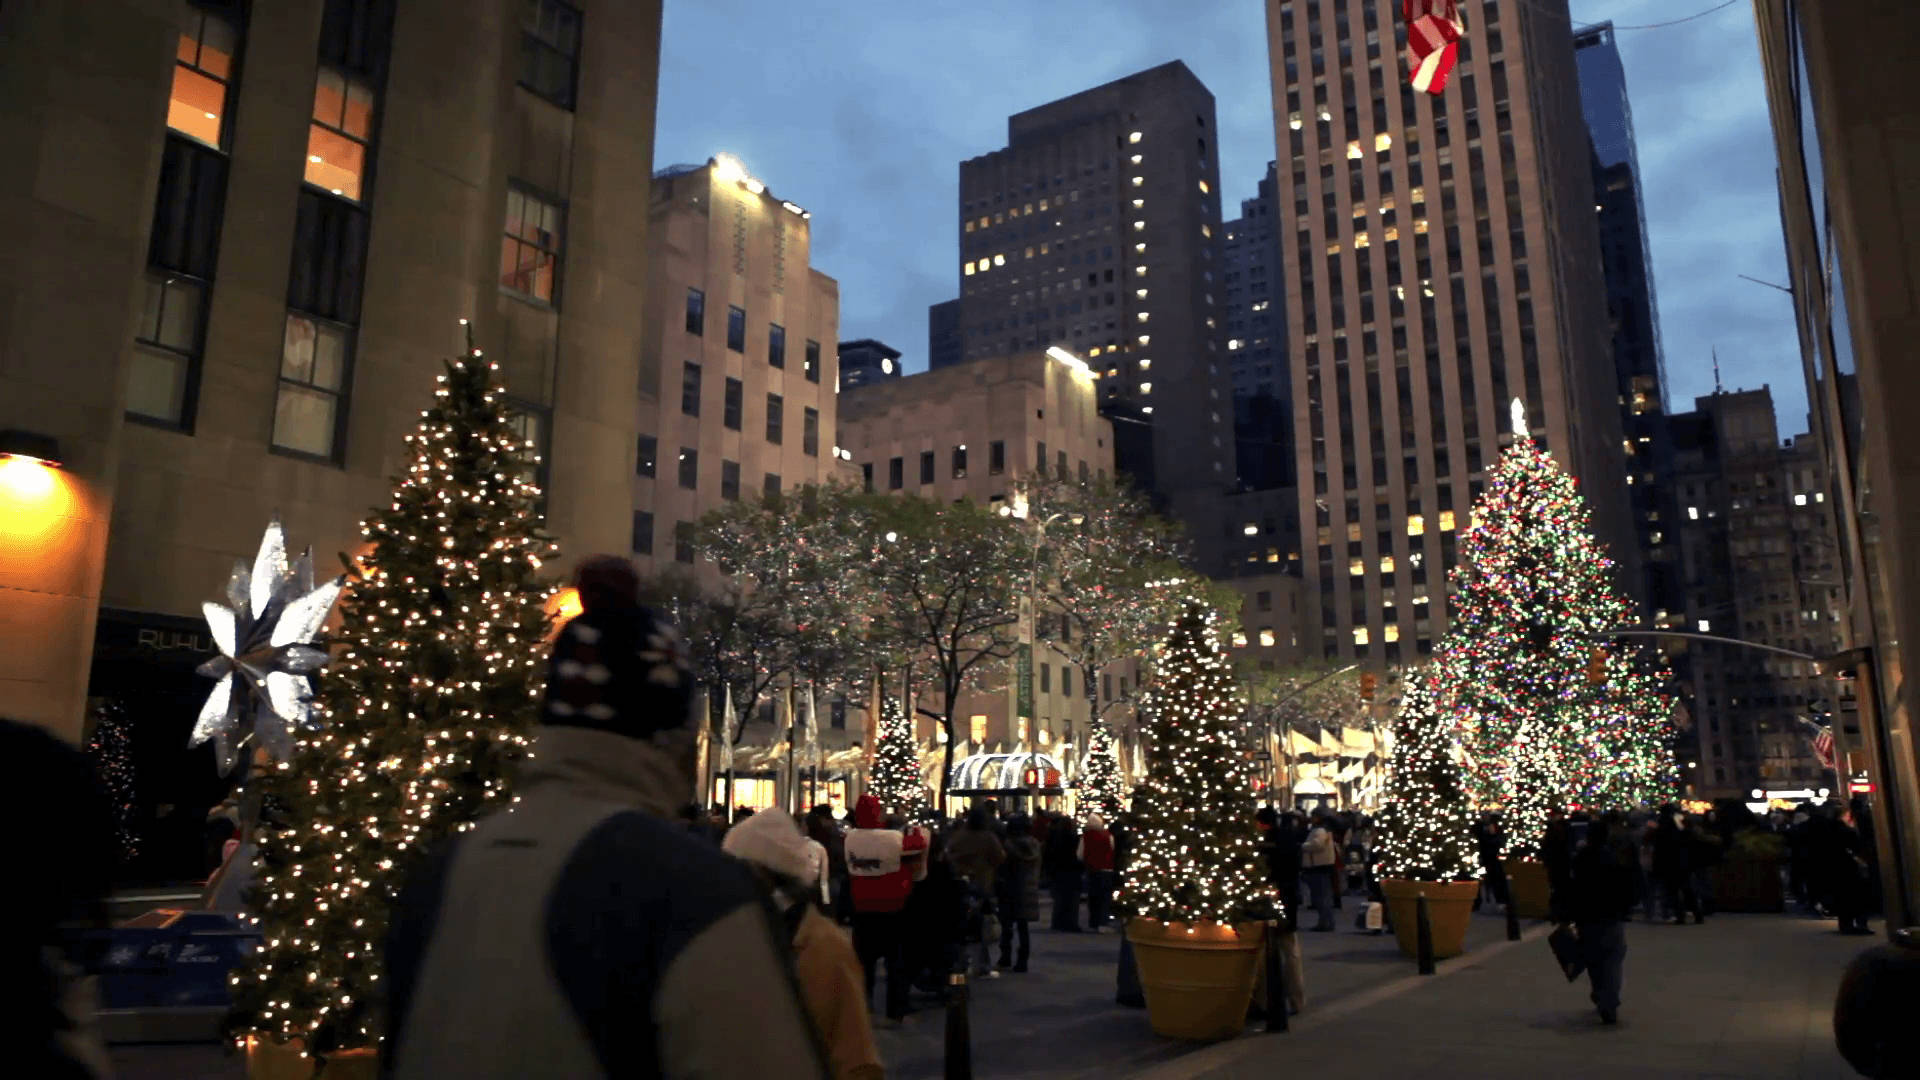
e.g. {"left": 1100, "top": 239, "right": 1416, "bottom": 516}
{"left": 1362, "top": 901, "right": 1385, "bottom": 932}
{"left": 1547, "top": 923, "right": 1584, "bottom": 982}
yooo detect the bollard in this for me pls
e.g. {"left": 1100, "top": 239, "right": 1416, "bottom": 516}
{"left": 1264, "top": 919, "right": 1290, "bottom": 1033}
{"left": 945, "top": 968, "right": 972, "bottom": 1080}
{"left": 1506, "top": 899, "right": 1522, "bottom": 941}
{"left": 1415, "top": 892, "right": 1436, "bottom": 975}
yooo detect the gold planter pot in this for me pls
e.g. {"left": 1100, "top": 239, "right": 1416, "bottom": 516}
{"left": 1124, "top": 918, "right": 1266, "bottom": 1041}
{"left": 1502, "top": 856, "right": 1552, "bottom": 919}
{"left": 1380, "top": 878, "right": 1480, "bottom": 960}
{"left": 245, "top": 1037, "right": 379, "bottom": 1080}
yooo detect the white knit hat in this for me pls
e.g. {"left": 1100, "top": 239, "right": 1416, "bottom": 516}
{"left": 722, "top": 809, "right": 814, "bottom": 883}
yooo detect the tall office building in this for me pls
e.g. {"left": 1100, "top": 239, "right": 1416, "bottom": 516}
{"left": 927, "top": 298, "right": 963, "bottom": 370}
{"left": 953, "top": 62, "right": 1236, "bottom": 525}
{"left": 636, "top": 156, "right": 842, "bottom": 575}
{"left": 0, "top": 0, "right": 661, "bottom": 747}
{"left": 1224, "top": 162, "right": 1288, "bottom": 400}
{"left": 1264, "top": 0, "right": 1631, "bottom": 663}
{"left": 838, "top": 338, "right": 904, "bottom": 390}
{"left": 1575, "top": 21, "right": 1679, "bottom": 622}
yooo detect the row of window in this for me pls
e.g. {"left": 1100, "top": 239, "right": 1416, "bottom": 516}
{"left": 635, "top": 432, "right": 812, "bottom": 494}
{"left": 858, "top": 441, "right": 1097, "bottom": 491}
{"left": 671, "top": 369, "right": 820, "bottom": 453}
{"left": 684, "top": 288, "right": 824, "bottom": 381}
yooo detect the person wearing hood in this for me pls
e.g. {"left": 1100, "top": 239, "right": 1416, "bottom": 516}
{"left": 383, "top": 556, "right": 828, "bottom": 1079}
{"left": 845, "top": 793, "right": 926, "bottom": 1021}
{"left": 995, "top": 813, "right": 1042, "bottom": 972}
{"left": 1078, "top": 814, "right": 1118, "bottom": 931}
{"left": 724, "top": 811, "right": 885, "bottom": 1080}
{"left": 1044, "top": 814, "right": 1085, "bottom": 932}
{"left": 945, "top": 808, "right": 1006, "bottom": 978}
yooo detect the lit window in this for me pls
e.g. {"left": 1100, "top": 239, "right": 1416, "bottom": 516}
{"left": 1326, "top": 240, "right": 1341, "bottom": 254}
{"left": 1697, "top": 619, "right": 1712, "bottom": 633}
{"left": 1136, "top": 288, "right": 1149, "bottom": 299}
{"left": 1382, "top": 225, "right": 1399, "bottom": 242}
{"left": 1129, "top": 131, "right": 1143, "bottom": 143}
{"left": 1136, "top": 311, "right": 1149, "bottom": 323}
{"left": 994, "top": 253, "right": 1006, "bottom": 266}
{"left": 1135, "top": 242, "right": 1147, "bottom": 253}
{"left": 1383, "top": 624, "right": 1401, "bottom": 642}
{"left": 1231, "top": 630, "right": 1249, "bottom": 647}
{"left": 1413, "top": 218, "right": 1430, "bottom": 234}
{"left": 1687, "top": 505, "right": 1700, "bottom": 520}
{"left": 1407, "top": 514, "right": 1425, "bottom": 536}
{"left": 1318, "top": 106, "right": 1332, "bottom": 122}
{"left": 1140, "top": 382, "right": 1152, "bottom": 393}
{"left": 1135, "top": 265, "right": 1148, "bottom": 276}
{"left": 272, "top": 313, "right": 351, "bottom": 459}
{"left": 965, "top": 220, "right": 975, "bottom": 232}
{"left": 501, "top": 187, "right": 564, "bottom": 301}
{"left": 1259, "top": 628, "right": 1278, "bottom": 648}
{"left": 1201, "top": 223, "right": 1212, "bottom": 237}
{"left": 1815, "top": 492, "right": 1826, "bottom": 502}
{"left": 170, "top": 9, "right": 236, "bottom": 147}
{"left": 1038, "top": 725, "right": 1051, "bottom": 746}
{"left": 1410, "top": 186, "right": 1426, "bottom": 203}
{"left": 1138, "top": 357, "right": 1151, "bottom": 369}
{"left": 964, "top": 262, "right": 976, "bottom": 276}
{"left": 1353, "top": 626, "right": 1370, "bottom": 645}
{"left": 306, "top": 68, "right": 375, "bottom": 200}
{"left": 1131, "top": 154, "right": 1143, "bottom": 165}
{"left": 1134, "top": 220, "right": 1147, "bottom": 231}
{"left": 1375, "top": 133, "right": 1394, "bottom": 152}
{"left": 1437, "top": 510, "right": 1456, "bottom": 531}
{"left": 1015, "top": 717, "right": 1029, "bottom": 742}
{"left": 1132, "top": 198, "right": 1145, "bottom": 208}
{"left": 1137, "top": 334, "right": 1150, "bottom": 345}
{"left": 1349, "top": 558, "right": 1364, "bottom": 576}
{"left": 1354, "top": 231, "right": 1370, "bottom": 249}
{"left": 1198, "top": 179, "right": 1210, "bottom": 194}
{"left": 128, "top": 273, "right": 206, "bottom": 425}
{"left": 1132, "top": 176, "right": 1144, "bottom": 187}
{"left": 1380, "top": 555, "right": 1395, "bottom": 573}
{"left": 1347, "top": 141, "right": 1363, "bottom": 160}
{"left": 1288, "top": 111, "right": 1303, "bottom": 130}
{"left": 969, "top": 715, "right": 988, "bottom": 745}
{"left": 1227, "top": 338, "right": 1244, "bottom": 350}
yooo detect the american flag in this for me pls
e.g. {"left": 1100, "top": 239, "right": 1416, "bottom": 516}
{"left": 1812, "top": 728, "right": 1836, "bottom": 770}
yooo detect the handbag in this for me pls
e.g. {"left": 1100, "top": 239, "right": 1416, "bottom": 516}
{"left": 1547, "top": 923, "right": 1584, "bottom": 982}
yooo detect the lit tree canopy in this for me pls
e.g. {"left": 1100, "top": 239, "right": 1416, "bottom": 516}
{"left": 1373, "top": 669, "right": 1480, "bottom": 883}
{"left": 868, "top": 690, "right": 926, "bottom": 815}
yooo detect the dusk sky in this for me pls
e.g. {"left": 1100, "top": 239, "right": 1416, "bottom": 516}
{"left": 655, "top": 0, "right": 1806, "bottom": 430}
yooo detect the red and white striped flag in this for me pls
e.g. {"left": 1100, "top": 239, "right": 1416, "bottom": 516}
{"left": 1812, "top": 728, "right": 1836, "bottom": 770}
{"left": 1404, "top": 0, "right": 1466, "bottom": 95}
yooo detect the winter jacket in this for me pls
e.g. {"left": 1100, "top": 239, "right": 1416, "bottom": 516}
{"left": 1078, "top": 828, "right": 1116, "bottom": 873}
{"left": 1043, "top": 820, "right": 1083, "bottom": 877}
{"left": 786, "top": 903, "right": 885, "bottom": 1080}
{"left": 846, "top": 795, "right": 926, "bottom": 913}
{"left": 384, "top": 726, "right": 828, "bottom": 1080}
{"left": 1301, "top": 826, "right": 1337, "bottom": 869}
{"left": 1556, "top": 836, "right": 1637, "bottom": 924}
{"left": 995, "top": 836, "right": 1043, "bottom": 921}
{"left": 945, "top": 828, "right": 1006, "bottom": 894}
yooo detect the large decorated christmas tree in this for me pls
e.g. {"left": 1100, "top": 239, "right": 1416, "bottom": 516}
{"left": 868, "top": 692, "right": 924, "bottom": 814}
{"left": 229, "top": 342, "right": 555, "bottom": 1055}
{"left": 1118, "top": 605, "right": 1271, "bottom": 925}
{"left": 1079, "top": 720, "right": 1124, "bottom": 821}
{"left": 1373, "top": 671, "right": 1480, "bottom": 883}
{"left": 1572, "top": 652, "right": 1680, "bottom": 812}
{"left": 1435, "top": 400, "right": 1670, "bottom": 857}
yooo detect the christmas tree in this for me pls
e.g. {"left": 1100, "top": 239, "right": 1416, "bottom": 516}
{"left": 1373, "top": 672, "right": 1480, "bottom": 883}
{"left": 868, "top": 692, "right": 924, "bottom": 814}
{"left": 1434, "top": 400, "right": 1653, "bottom": 858}
{"left": 1572, "top": 654, "right": 1679, "bottom": 812}
{"left": 229, "top": 339, "right": 556, "bottom": 1054}
{"left": 86, "top": 699, "right": 139, "bottom": 865}
{"left": 1118, "top": 605, "right": 1272, "bottom": 925}
{"left": 1079, "top": 721, "right": 1124, "bottom": 821}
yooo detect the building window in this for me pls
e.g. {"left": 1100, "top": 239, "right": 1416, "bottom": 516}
{"left": 674, "top": 521, "right": 696, "bottom": 564}
{"left": 989, "top": 440, "right": 1006, "bottom": 475}
{"left": 953, "top": 445, "right": 968, "bottom": 479}
{"left": 1256, "top": 590, "right": 1272, "bottom": 612}
{"left": 636, "top": 434, "right": 656, "bottom": 477}
{"left": 969, "top": 715, "right": 988, "bottom": 745}
{"left": 127, "top": 272, "right": 207, "bottom": 426}
{"left": 805, "top": 339, "right": 822, "bottom": 383}
{"left": 803, "top": 407, "right": 819, "bottom": 456}
{"left": 768, "top": 323, "right": 786, "bottom": 368}
{"left": 306, "top": 67, "right": 375, "bottom": 200}
{"left": 170, "top": 7, "right": 238, "bottom": 148}
{"left": 889, "top": 457, "right": 904, "bottom": 490}
{"left": 631, "top": 510, "right": 653, "bottom": 555}
{"left": 764, "top": 472, "right": 782, "bottom": 499}
{"left": 721, "top": 459, "right": 740, "bottom": 500}
{"left": 766, "top": 393, "right": 784, "bottom": 444}
{"left": 271, "top": 313, "right": 351, "bottom": 460}
{"left": 500, "top": 186, "right": 562, "bottom": 302}
{"left": 287, "top": 189, "right": 369, "bottom": 325}
{"left": 677, "top": 447, "right": 698, "bottom": 490}
{"left": 861, "top": 463, "right": 874, "bottom": 491}
{"left": 681, "top": 362, "right": 701, "bottom": 416}
{"left": 685, "top": 287, "right": 705, "bottom": 335}
{"left": 519, "top": 0, "right": 582, "bottom": 109}
{"left": 726, "top": 305, "right": 746, "bottom": 352}
{"left": 723, "top": 377, "right": 743, "bottom": 430}
{"left": 920, "top": 450, "right": 935, "bottom": 485}
{"left": 1057, "top": 450, "right": 1068, "bottom": 480}
{"left": 1037, "top": 440, "right": 1047, "bottom": 474}
{"left": 1041, "top": 663, "right": 1051, "bottom": 694}
{"left": 1259, "top": 628, "right": 1277, "bottom": 647}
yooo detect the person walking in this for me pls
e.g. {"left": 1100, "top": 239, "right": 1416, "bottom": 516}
{"left": 383, "top": 558, "right": 827, "bottom": 1078}
{"left": 1300, "top": 812, "right": 1338, "bottom": 931}
{"left": 845, "top": 794, "right": 926, "bottom": 1021}
{"left": 723, "top": 811, "right": 884, "bottom": 1080}
{"left": 1254, "top": 808, "right": 1307, "bottom": 1015}
{"left": 945, "top": 808, "right": 1006, "bottom": 978}
{"left": 807, "top": 805, "right": 851, "bottom": 922}
{"left": 1045, "top": 814, "right": 1084, "bottom": 932}
{"left": 996, "top": 813, "right": 1042, "bottom": 972}
{"left": 1079, "top": 814, "right": 1118, "bottom": 931}
{"left": 1651, "top": 806, "right": 1699, "bottom": 924}
{"left": 1553, "top": 815, "right": 1637, "bottom": 1025}
{"left": 1473, "top": 814, "right": 1509, "bottom": 911}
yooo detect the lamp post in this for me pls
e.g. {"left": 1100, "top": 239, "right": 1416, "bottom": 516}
{"left": 999, "top": 493, "right": 1082, "bottom": 767}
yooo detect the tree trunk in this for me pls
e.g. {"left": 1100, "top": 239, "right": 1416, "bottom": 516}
{"left": 939, "top": 716, "right": 956, "bottom": 814}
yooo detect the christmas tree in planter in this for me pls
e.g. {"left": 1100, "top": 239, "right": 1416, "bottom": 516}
{"left": 228, "top": 340, "right": 556, "bottom": 1058}
{"left": 1079, "top": 720, "right": 1124, "bottom": 821}
{"left": 1374, "top": 670, "right": 1481, "bottom": 959}
{"left": 868, "top": 693, "right": 925, "bottom": 815}
{"left": 1119, "top": 605, "right": 1274, "bottom": 1041}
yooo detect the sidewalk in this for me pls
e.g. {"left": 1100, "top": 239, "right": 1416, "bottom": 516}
{"left": 1154, "top": 914, "right": 1866, "bottom": 1080}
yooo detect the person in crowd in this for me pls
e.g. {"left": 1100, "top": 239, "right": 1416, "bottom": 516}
{"left": 807, "top": 805, "right": 851, "bottom": 922}
{"left": 945, "top": 808, "right": 1007, "bottom": 978}
{"left": 846, "top": 794, "right": 926, "bottom": 1022}
{"left": 1045, "top": 814, "right": 1085, "bottom": 932}
{"left": 1686, "top": 810, "right": 1723, "bottom": 919}
{"left": 1079, "top": 813, "right": 1118, "bottom": 931}
{"left": 1651, "top": 805, "right": 1700, "bottom": 924}
{"left": 1553, "top": 814, "right": 1637, "bottom": 1025}
{"left": 1254, "top": 808, "right": 1307, "bottom": 1015}
{"left": 383, "top": 556, "right": 827, "bottom": 1078}
{"left": 1825, "top": 800, "right": 1876, "bottom": 936}
{"left": 996, "top": 813, "right": 1042, "bottom": 972}
{"left": 905, "top": 823, "right": 968, "bottom": 998}
{"left": 723, "top": 811, "right": 883, "bottom": 1080}
{"left": 1328, "top": 812, "right": 1351, "bottom": 908}
{"left": 1472, "top": 813, "right": 1509, "bottom": 911}
{"left": 1787, "top": 808, "right": 1817, "bottom": 915}
{"left": 1300, "top": 812, "right": 1338, "bottom": 931}
{"left": 677, "top": 803, "right": 713, "bottom": 844}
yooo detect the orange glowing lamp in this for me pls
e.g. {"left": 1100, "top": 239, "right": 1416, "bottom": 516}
{"left": 545, "top": 586, "right": 583, "bottom": 638}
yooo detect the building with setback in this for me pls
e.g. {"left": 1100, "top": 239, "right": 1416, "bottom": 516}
{"left": 0, "top": 0, "right": 661, "bottom": 751}
{"left": 953, "top": 62, "right": 1237, "bottom": 535}
{"left": 1224, "top": 162, "right": 1288, "bottom": 400}
{"left": 1574, "top": 20, "right": 1679, "bottom": 623}
{"left": 1264, "top": 0, "right": 1632, "bottom": 664}
{"left": 837, "top": 338, "right": 904, "bottom": 391}
{"left": 927, "top": 298, "right": 963, "bottom": 371}
{"left": 636, "top": 155, "right": 842, "bottom": 574}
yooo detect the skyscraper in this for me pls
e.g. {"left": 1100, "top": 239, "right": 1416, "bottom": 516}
{"left": 1265, "top": 0, "right": 1632, "bottom": 664}
{"left": 927, "top": 298, "right": 963, "bottom": 370}
{"left": 1575, "top": 21, "right": 1678, "bottom": 622}
{"left": 838, "top": 338, "right": 904, "bottom": 390}
{"left": 1224, "top": 162, "right": 1287, "bottom": 400}
{"left": 953, "top": 61, "right": 1236, "bottom": 522}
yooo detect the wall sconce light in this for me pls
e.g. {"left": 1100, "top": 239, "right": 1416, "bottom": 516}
{"left": 0, "top": 429, "right": 62, "bottom": 467}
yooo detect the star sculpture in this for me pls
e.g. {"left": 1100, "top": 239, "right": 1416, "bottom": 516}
{"left": 191, "top": 519, "right": 346, "bottom": 774}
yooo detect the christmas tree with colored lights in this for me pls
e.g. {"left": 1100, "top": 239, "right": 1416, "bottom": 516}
{"left": 229, "top": 339, "right": 556, "bottom": 1055}
{"left": 1574, "top": 653, "right": 1680, "bottom": 812}
{"left": 868, "top": 692, "right": 924, "bottom": 814}
{"left": 1118, "top": 605, "right": 1272, "bottom": 925}
{"left": 1080, "top": 721, "right": 1124, "bottom": 821}
{"left": 1373, "top": 671, "right": 1480, "bottom": 883}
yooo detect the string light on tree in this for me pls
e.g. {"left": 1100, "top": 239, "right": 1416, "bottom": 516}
{"left": 227, "top": 327, "right": 557, "bottom": 1056}
{"left": 1079, "top": 721, "right": 1124, "bottom": 821}
{"left": 86, "top": 699, "right": 140, "bottom": 864}
{"left": 868, "top": 692, "right": 925, "bottom": 815}
{"left": 1373, "top": 670, "right": 1480, "bottom": 883}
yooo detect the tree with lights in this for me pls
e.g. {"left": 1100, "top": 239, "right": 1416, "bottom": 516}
{"left": 85, "top": 698, "right": 139, "bottom": 866}
{"left": 1119, "top": 604, "right": 1272, "bottom": 927}
{"left": 229, "top": 342, "right": 555, "bottom": 1056}
{"left": 1574, "top": 654, "right": 1680, "bottom": 812}
{"left": 1373, "top": 671, "right": 1480, "bottom": 884}
{"left": 868, "top": 690, "right": 925, "bottom": 814}
{"left": 1079, "top": 720, "right": 1124, "bottom": 821}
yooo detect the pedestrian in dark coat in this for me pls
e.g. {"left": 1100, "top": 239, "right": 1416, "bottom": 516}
{"left": 996, "top": 814, "right": 1042, "bottom": 971}
{"left": 1473, "top": 814, "right": 1510, "bottom": 909}
{"left": 1554, "top": 816, "right": 1637, "bottom": 1025}
{"left": 1651, "top": 806, "right": 1700, "bottom": 924}
{"left": 1044, "top": 814, "right": 1084, "bottom": 932}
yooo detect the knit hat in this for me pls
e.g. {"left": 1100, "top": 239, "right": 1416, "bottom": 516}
{"left": 540, "top": 556, "right": 694, "bottom": 741}
{"left": 722, "top": 809, "right": 815, "bottom": 884}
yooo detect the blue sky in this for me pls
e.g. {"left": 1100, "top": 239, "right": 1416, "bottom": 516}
{"left": 654, "top": 0, "right": 1806, "bottom": 430}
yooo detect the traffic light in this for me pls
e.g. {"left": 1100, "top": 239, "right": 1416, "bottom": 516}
{"left": 1358, "top": 672, "right": 1378, "bottom": 702}
{"left": 1586, "top": 647, "right": 1608, "bottom": 686}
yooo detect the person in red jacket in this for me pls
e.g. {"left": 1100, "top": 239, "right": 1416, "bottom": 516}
{"left": 844, "top": 794, "right": 926, "bottom": 1021}
{"left": 1079, "top": 814, "right": 1118, "bottom": 930}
